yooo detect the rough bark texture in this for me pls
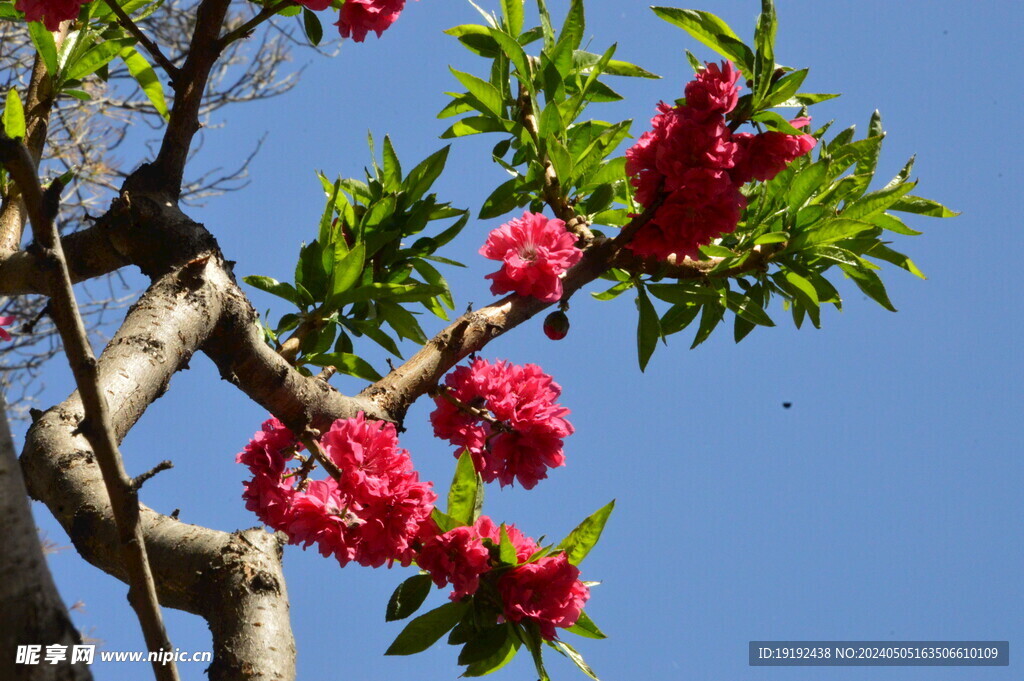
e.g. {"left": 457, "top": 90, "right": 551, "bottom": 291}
{"left": 0, "top": 392, "right": 93, "bottom": 681}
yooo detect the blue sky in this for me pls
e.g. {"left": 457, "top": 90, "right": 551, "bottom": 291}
{"left": 15, "top": 0, "right": 1023, "bottom": 679}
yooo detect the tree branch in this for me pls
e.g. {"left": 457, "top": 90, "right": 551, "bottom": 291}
{"left": 0, "top": 131, "right": 180, "bottom": 681}
{"left": 101, "top": 0, "right": 181, "bottom": 84}
{"left": 218, "top": 0, "right": 293, "bottom": 49}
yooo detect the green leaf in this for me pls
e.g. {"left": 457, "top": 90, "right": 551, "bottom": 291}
{"left": 498, "top": 525, "right": 518, "bottom": 565}
{"left": 556, "top": 500, "right": 615, "bottom": 565}
{"left": 3, "top": 89, "right": 26, "bottom": 139}
{"left": 550, "top": 640, "right": 600, "bottom": 681}
{"left": 870, "top": 212, "right": 922, "bottom": 236}
{"left": 868, "top": 109, "right": 883, "bottom": 138}
{"left": 752, "top": 0, "right": 777, "bottom": 106}
{"left": 651, "top": 7, "right": 754, "bottom": 76}
{"left": 305, "top": 352, "right": 382, "bottom": 382}
{"left": 789, "top": 218, "right": 877, "bottom": 250}
{"left": 557, "top": 0, "right": 585, "bottom": 53}
{"left": 243, "top": 275, "right": 300, "bottom": 305}
{"left": 841, "top": 180, "right": 916, "bottom": 221}
{"left": 459, "top": 625, "right": 513, "bottom": 666}
{"left": 441, "top": 116, "right": 516, "bottom": 138}
{"left": 636, "top": 286, "right": 661, "bottom": 371}
{"left": 449, "top": 67, "right": 505, "bottom": 118}
{"left": 726, "top": 291, "right": 775, "bottom": 327}
{"left": 500, "top": 0, "right": 523, "bottom": 35}
{"left": 750, "top": 110, "right": 806, "bottom": 135}
{"left": 27, "top": 23, "right": 58, "bottom": 77}
{"left": 520, "top": 621, "right": 551, "bottom": 681}
{"left": 385, "top": 601, "right": 469, "bottom": 656}
{"left": 431, "top": 508, "right": 459, "bottom": 533}
{"left": 865, "top": 243, "right": 926, "bottom": 279}
{"left": 66, "top": 38, "right": 137, "bottom": 82}
{"left": 698, "top": 244, "right": 735, "bottom": 258}
{"left": 840, "top": 261, "right": 897, "bottom": 311}
{"left": 566, "top": 610, "right": 607, "bottom": 640}
{"left": 774, "top": 92, "right": 840, "bottom": 107}
{"left": 463, "top": 628, "right": 519, "bottom": 677}
{"left": 403, "top": 145, "right": 450, "bottom": 202}
{"left": 691, "top": 295, "right": 725, "bottom": 348}
{"left": 302, "top": 7, "right": 323, "bottom": 46}
{"left": 765, "top": 68, "right": 807, "bottom": 108}
{"left": 754, "top": 231, "right": 789, "bottom": 245}
{"left": 547, "top": 138, "right": 573, "bottom": 184}
{"left": 890, "top": 195, "right": 960, "bottom": 218}
{"left": 119, "top": 47, "right": 168, "bottom": 119}
{"left": 446, "top": 450, "right": 482, "bottom": 527}
{"left": 488, "top": 28, "right": 531, "bottom": 81}
{"left": 385, "top": 574, "right": 433, "bottom": 622}
{"left": 785, "top": 161, "right": 827, "bottom": 210}
{"left": 381, "top": 135, "right": 402, "bottom": 192}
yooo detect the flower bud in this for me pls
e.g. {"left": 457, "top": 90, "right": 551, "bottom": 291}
{"left": 543, "top": 310, "right": 570, "bottom": 340}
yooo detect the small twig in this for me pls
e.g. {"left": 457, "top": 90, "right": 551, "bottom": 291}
{"left": 131, "top": 460, "right": 174, "bottom": 491}
{"left": 433, "top": 386, "right": 511, "bottom": 433}
{"left": 101, "top": 0, "right": 181, "bottom": 85}
{"left": 315, "top": 365, "right": 337, "bottom": 382}
{"left": 299, "top": 431, "right": 343, "bottom": 482}
{"left": 0, "top": 130, "right": 181, "bottom": 681}
{"left": 218, "top": 1, "right": 293, "bottom": 49}
{"left": 517, "top": 85, "right": 582, "bottom": 229}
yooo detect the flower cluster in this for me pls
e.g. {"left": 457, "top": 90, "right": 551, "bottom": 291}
{"left": 334, "top": 0, "right": 412, "bottom": 42}
{"left": 0, "top": 316, "right": 14, "bottom": 342}
{"left": 480, "top": 212, "right": 582, "bottom": 303}
{"left": 417, "top": 515, "right": 590, "bottom": 640}
{"left": 237, "top": 414, "right": 435, "bottom": 568}
{"left": 14, "top": 0, "right": 89, "bottom": 32}
{"left": 430, "top": 359, "right": 574, "bottom": 489}
{"left": 625, "top": 60, "right": 816, "bottom": 261}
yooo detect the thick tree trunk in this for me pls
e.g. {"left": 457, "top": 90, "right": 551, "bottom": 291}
{"left": 0, "top": 391, "right": 92, "bottom": 681}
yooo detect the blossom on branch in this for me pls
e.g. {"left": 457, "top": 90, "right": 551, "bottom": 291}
{"left": 498, "top": 552, "right": 590, "bottom": 640}
{"left": 336, "top": 0, "right": 412, "bottom": 42}
{"left": 0, "top": 315, "right": 14, "bottom": 342}
{"left": 237, "top": 414, "right": 435, "bottom": 568}
{"left": 430, "top": 359, "right": 574, "bottom": 489}
{"left": 14, "top": 0, "right": 88, "bottom": 32}
{"left": 625, "top": 61, "right": 816, "bottom": 261}
{"left": 480, "top": 212, "right": 582, "bottom": 303}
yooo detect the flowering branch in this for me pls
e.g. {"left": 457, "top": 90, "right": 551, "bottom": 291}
{"left": 0, "top": 131, "right": 181, "bottom": 681}
{"left": 299, "top": 431, "right": 343, "bottom": 482}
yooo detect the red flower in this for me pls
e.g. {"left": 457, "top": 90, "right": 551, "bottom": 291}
{"left": 0, "top": 316, "right": 14, "bottom": 342}
{"left": 14, "top": 0, "right": 88, "bottom": 32}
{"left": 731, "top": 121, "right": 817, "bottom": 183}
{"left": 498, "top": 553, "right": 590, "bottom": 640}
{"left": 430, "top": 359, "right": 573, "bottom": 489}
{"left": 684, "top": 60, "right": 741, "bottom": 118}
{"left": 417, "top": 525, "right": 492, "bottom": 600}
{"left": 336, "top": 0, "right": 411, "bottom": 42}
{"left": 238, "top": 414, "right": 434, "bottom": 568}
{"left": 480, "top": 212, "right": 582, "bottom": 303}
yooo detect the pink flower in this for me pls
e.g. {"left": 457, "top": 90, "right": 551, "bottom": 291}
{"left": 238, "top": 414, "right": 435, "bottom": 568}
{"left": 498, "top": 553, "right": 590, "bottom": 640}
{"left": 430, "top": 359, "right": 573, "bottom": 489}
{"left": 14, "top": 0, "right": 88, "bottom": 31}
{"left": 417, "top": 525, "right": 492, "bottom": 600}
{"left": 336, "top": 0, "right": 411, "bottom": 42}
{"left": 480, "top": 212, "right": 582, "bottom": 303}
{"left": 475, "top": 516, "right": 538, "bottom": 563}
{"left": 0, "top": 316, "right": 14, "bottom": 342}
{"left": 731, "top": 121, "right": 817, "bottom": 183}
{"left": 684, "top": 61, "right": 741, "bottom": 118}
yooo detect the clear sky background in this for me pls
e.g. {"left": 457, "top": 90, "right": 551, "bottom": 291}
{"left": 12, "top": 0, "right": 1023, "bottom": 679}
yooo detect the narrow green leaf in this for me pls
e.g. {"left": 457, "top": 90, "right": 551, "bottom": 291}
{"left": 431, "top": 508, "right": 459, "bottom": 533}
{"left": 870, "top": 212, "right": 922, "bottom": 236}
{"left": 305, "top": 352, "right": 382, "bottom": 382}
{"left": 446, "top": 450, "right": 482, "bottom": 527}
{"left": 752, "top": 0, "right": 777, "bottom": 106}
{"left": 440, "top": 116, "right": 516, "bottom": 138}
{"left": 488, "top": 28, "right": 531, "bottom": 81}
{"left": 27, "top": 23, "right": 58, "bottom": 77}
{"left": 463, "top": 629, "right": 519, "bottom": 677}
{"left": 868, "top": 109, "right": 883, "bottom": 138}
{"left": 890, "top": 195, "right": 960, "bottom": 218}
{"left": 66, "top": 38, "right": 137, "bottom": 82}
{"left": 754, "top": 231, "right": 789, "bottom": 245}
{"left": 651, "top": 7, "right": 754, "bottom": 76}
{"left": 726, "top": 291, "right": 775, "bottom": 327}
{"left": 498, "top": 525, "right": 518, "bottom": 565}
{"left": 551, "top": 640, "right": 600, "bottom": 680}
{"left": 385, "top": 574, "right": 433, "bottom": 622}
{"left": 302, "top": 7, "right": 323, "bottom": 46}
{"left": 3, "top": 89, "right": 26, "bottom": 139}
{"left": 636, "top": 286, "right": 661, "bottom": 371}
{"left": 459, "top": 625, "right": 513, "bottom": 666}
{"left": 566, "top": 610, "right": 607, "bottom": 640}
{"left": 385, "top": 601, "right": 469, "bottom": 656}
{"left": 840, "top": 261, "right": 897, "bottom": 311}
{"left": 786, "top": 161, "right": 828, "bottom": 210}
{"left": 119, "top": 47, "right": 168, "bottom": 119}
{"left": 330, "top": 242, "right": 366, "bottom": 299}
{"left": 381, "top": 135, "right": 402, "bottom": 192}
{"left": 789, "top": 217, "right": 877, "bottom": 250}
{"left": 557, "top": 0, "right": 585, "bottom": 52}
{"left": 774, "top": 92, "right": 840, "bottom": 107}
{"left": 865, "top": 243, "right": 926, "bottom": 279}
{"left": 765, "top": 68, "right": 807, "bottom": 108}
{"left": 403, "top": 145, "right": 450, "bottom": 202}
{"left": 501, "top": 0, "right": 523, "bottom": 35}
{"left": 449, "top": 67, "right": 505, "bottom": 118}
{"left": 556, "top": 500, "right": 615, "bottom": 565}
{"left": 243, "top": 276, "right": 300, "bottom": 305}
{"left": 841, "top": 180, "right": 916, "bottom": 221}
